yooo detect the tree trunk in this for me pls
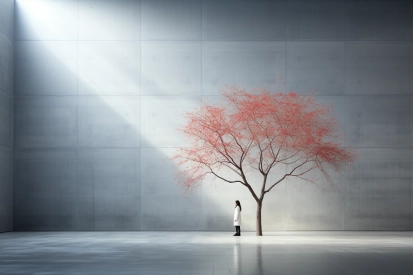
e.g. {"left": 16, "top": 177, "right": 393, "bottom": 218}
{"left": 256, "top": 202, "right": 263, "bottom": 236}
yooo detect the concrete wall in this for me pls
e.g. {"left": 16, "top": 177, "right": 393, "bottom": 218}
{"left": 13, "top": 0, "right": 413, "bottom": 231}
{"left": 0, "top": 0, "right": 14, "bottom": 233}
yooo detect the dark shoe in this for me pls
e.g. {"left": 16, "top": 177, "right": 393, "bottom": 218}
{"left": 233, "top": 233, "right": 238, "bottom": 236}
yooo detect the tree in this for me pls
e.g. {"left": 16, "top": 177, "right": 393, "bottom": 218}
{"left": 173, "top": 86, "right": 356, "bottom": 236}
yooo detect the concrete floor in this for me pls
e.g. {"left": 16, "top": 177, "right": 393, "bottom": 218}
{"left": 1, "top": 232, "right": 413, "bottom": 275}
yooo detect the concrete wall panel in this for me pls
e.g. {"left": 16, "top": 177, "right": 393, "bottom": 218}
{"left": 93, "top": 177, "right": 140, "bottom": 230}
{"left": 202, "top": 0, "right": 286, "bottom": 41}
{"left": 0, "top": 33, "right": 13, "bottom": 95}
{"left": 286, "top": 177, "right": 346, "bottom": 230}
{"left": 78, "top": 42, "right": 140, "bottom": 96}
{"left": 13, "top": 177, "right": 77, "bottom": 230}
{"left": 411, "top": 172, "right": 413, "bottom": 229}
{"left": 202, "top": 42, "right": 286, "bottom": 95}
{"left": 141, "top": 42, "right": 201, "bottom": 96}
{"left": 345, "top": 148, "right": 412, "bottom": 229}
{"left": 141, "top": 0, "right": 201, "bottom": 41}
{"left": 346, "top": 42, "right": 413, "bottom": 95}
{"left": 15, "top": 42, "right": 78, "bottom": 96}
{"left": 14, "top": 149, "right": 77, "bottom": 178}
{"left": 13, "top": 148, "right": 78, "bottom": 230}
{"left": 0, "top": 174, "right": 13, "bottom": 231}
{"left": 347, "top": 69, "right": 413, "bottom": 96}
{"left": 141, "top": 96, "right": 200, "bottom": 147}
{"left": 76, "top": 177, "right": 94, "bottom": 230}
{"left": 0, "top": 0, "right": 13, "bottom": 233}
{"left": 346, "top": 96, "right": 412, "bottom": 147}
{"left": 78, "top": 148, "right": 139, "bottom": 178}
{"left": 350, "top": 148, "right": 412, "bottom": 179}
{"left": 0, "top": 147, "right": 12, "bottom": 179}
{"left": 78, "top": 148, "right": 140, "bottom": 230}
{"left": 286, "top": 0, "right": 345, "bottom": 40}
{"left": 346, "top": 42, "right": 412, "bottom": 71}
{"left": 345, "top": 177, "right": 411, "bottom": 230}
{"left": 78, "top": 96, "right": 141, "bottom": 147}
{"left": 141, "top": 176, "right": 202, "bottom": 230}
{"left": 346, "top": 0, "right": 413, "bottom": 41}
{"left": 79, "top": 0, "right": 140, "bottom": 40}
{"left": 15, "top": 96, "right": 77, "bottom": 148}
{"left": 0, "top": 94, "right": 13, "bottom": 148}
{"left": 16, "top": 0, "right": 78, "bottom": 41}
{"left": 141, "top": 148, "right": 202, "bottom": 230}
{"left": 0, "top": 0, "right": 14, "bottom": 39}
{"left": 0, "top": 147, "right": 13, "bottom": 232}
{"left": 287, "top": 42, "right": 345, "bottom": 96}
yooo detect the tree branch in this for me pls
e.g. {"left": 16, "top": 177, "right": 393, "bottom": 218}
{"left": 265, "top": 157, "right": 315, "bottom": 193}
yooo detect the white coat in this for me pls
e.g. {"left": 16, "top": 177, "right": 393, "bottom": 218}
{"left": 234, "top": 206, "right": 241, "bottom": 226}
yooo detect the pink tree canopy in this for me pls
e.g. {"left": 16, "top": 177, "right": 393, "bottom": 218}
{"left": 172, "top": 86, "right": 356, "bottom": 235}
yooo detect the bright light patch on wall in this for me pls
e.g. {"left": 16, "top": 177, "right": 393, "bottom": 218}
{"left": 16, "top": 0, "right": 78, "bottom": 40}
{"left": 16, "top": 0, "right": 49, "bottom": 17}
{"left": 16, "top": 1, "right": 139, "bottom": 128}
{"left": 16, "top": 0, "right": 59, "bottom": 38}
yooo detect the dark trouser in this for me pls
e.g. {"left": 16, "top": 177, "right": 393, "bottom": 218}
{"left": 235, "top": 226, "right": 241, "bottom": 235}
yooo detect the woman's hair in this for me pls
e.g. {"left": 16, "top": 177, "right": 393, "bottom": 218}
{"left": 235, "top": 200, "right": 242, "bottom": 211}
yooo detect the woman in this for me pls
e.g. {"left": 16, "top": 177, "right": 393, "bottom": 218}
{"left": 233, "top": 200, "right": 242, "bottom": 236}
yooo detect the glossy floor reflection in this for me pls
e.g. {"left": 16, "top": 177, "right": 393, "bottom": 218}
{"left": 1, "top": 231, "right": 413, "bottom": 274}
